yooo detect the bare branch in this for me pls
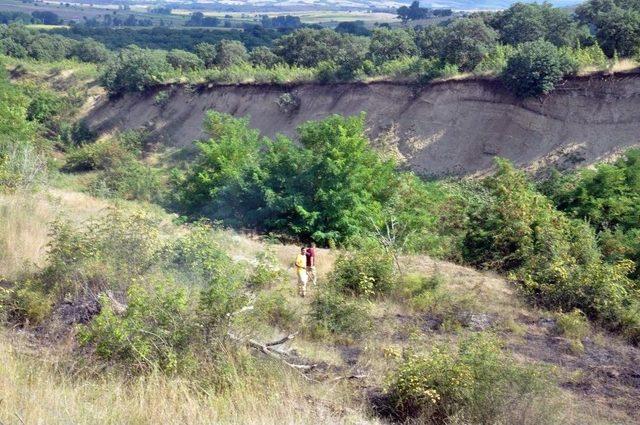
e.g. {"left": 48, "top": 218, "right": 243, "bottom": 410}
{"left": 265, "top": 332, "right": 298, "bottom": 347}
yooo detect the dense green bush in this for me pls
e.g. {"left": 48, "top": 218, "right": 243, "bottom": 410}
{"left": 63, "top": 139, "right": 134, "bottom": 172}
{"left": 0, "top": 67, "right": 45, "bottom": 191}
{"left": 78, "top": 281, "right": 199, "bottom": 373}
{"left": 100, "top": 46, "right": 173, "bottom": 95}
{"left": 71, "top": 39, "right": 112, "bottom": 63}
{"left": 176, "top": 112, "right": 398, "bottom": 245}
{"left": 368, "top": 28, "right": 417, "bottom": 65}
{"left": 501, "top": 40, "right": 575, "bottom": 98}
{"left": 387, "top": 333, "right": 555, "bottom": 423}
{"left": 330, "top": 245, "right": 395, "bottom": 297}
{"left": 1, "top": 279, "right": 52, "bottom": 324}
{"left": 576, "top": 0, "right": 640, "bottom": 57}
{"left": 249, "top": 46, "right": 281, "bottom": 67}
{"left": 492, "top": 2, "right": 588, "bottom": 47}
{"left": 214, "top": 40, "right": 248, "bottom": 69}
{"left": 91, "top": 159, "right": 164, "bottom": 203}
{"left": 440, "top": 18, "right": 498, "bottom": 71}
{"left": 166, "top": 49, "right": 204, "bottom": 72}
{"left": 464, "top": 159, "right": 640, "bottom": 341}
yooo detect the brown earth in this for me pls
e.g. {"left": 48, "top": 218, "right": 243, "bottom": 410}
{"left": 84, "top": 72, "right": 640, "bottom": 177}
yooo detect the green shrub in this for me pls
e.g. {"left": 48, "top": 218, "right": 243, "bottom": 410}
{"left": 501, "top": 40, "right": 575, "bottom": 98}
{"left": 310, "top": 289, "right": 371, "bottom": 338}
{"left": 249, "top": 46, "right": 281, "bottom": 68}
{"left": 248, "top": 249, "right": 286, "bottom": 289}
{"left": 100, "top": 46, "right": 173, "bottom": 95}
{"left": 554, "top": 309, "right": 590, "bottom": 351}
{"left": 214, "top": 40, "right": 248, "bottom": 69}
{"left": 274, "top": 92, "right": 300, "bottom": 115}
{"left": 561, "top": 43, "right": 608, "bottom": 69}
{"left": 25, "top": 89, "right": 64, "bottom": 124}
{"left": 411, "top": 58, "right": 459, "bottom": 84}
{"left": 387, "top": 333, "right": 555, "bottom": 423}
{"left": 63, "top": 139, "right": 134, "bottom": 172}
{"left": 78, "top": 281, "right": 199, "bottom": 373}
{"left": 43, "top": 208, "right": 164, "bottom": 297}
{"left": 166, "top": 221, "right": 239, "bottom": 286}
{"left": 331, "top": 246, "right": 395, "bottom": 297}
{"left": 91, "top": 159, "right": 164, "bottom": 203}
{"left": 1, "top": 279, "right": 52, "bottom": 325}
{"left": 397, "top": 273, "right": 445, "bottom": 300}
{"left": 166, "top": 49, "right": 203, "bottom": 72}
{"left": 0, "top": 67, "right": 45, "bottom": 192}
{"left": 464, "top": 159, "right": 639, "bottom": 341}
{"left": 253, "top": 291, "right": 298, "bottom": 331}
{"left": 176, "top": 112, "right": 398, "bottom": 245}
{"left": 154, "top": 90, "right": 170, "bottom": 107}
{"left": 474, "top": 44, "right": 516, "bottom": 74}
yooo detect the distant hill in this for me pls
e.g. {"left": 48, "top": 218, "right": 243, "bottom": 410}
{"left": 419, "top": 0, "right": 580, "bottom": 9}
{"left": 157, "top": 0, "right": 582, "bottom": 12}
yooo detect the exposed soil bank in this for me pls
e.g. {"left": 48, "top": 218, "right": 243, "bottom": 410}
{"left": 84, "top": 73, "right": 640, "bottom": 176}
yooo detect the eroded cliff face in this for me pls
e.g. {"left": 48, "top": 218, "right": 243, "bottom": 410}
{"left": 84, "top": 73, "right": 640, "bottom": 176}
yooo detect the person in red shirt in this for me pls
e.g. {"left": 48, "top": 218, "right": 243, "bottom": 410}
{"left": 305, "top": 242, "right": 317, "bottom": 286}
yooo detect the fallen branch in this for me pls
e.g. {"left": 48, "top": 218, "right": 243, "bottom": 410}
{"left": 265, "top": 332, "right": 299, "bottom": 347}
{"left": 330, "top": 373, "right": 368, "bottom": 382}
{"left": 227, "top": 331, "right": 316, "bottom": 373}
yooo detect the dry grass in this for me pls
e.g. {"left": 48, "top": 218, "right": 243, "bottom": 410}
{"left": 2, "top": 189, "right": 639, "bottom": 424}
{"left": 0, "top": 190, "right": 110, "bottom": 279}
{"left": 0, "top": 333, "right": 379, "bottom": 425}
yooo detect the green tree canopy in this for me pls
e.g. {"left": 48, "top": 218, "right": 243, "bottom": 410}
{"left": 501, "top": 40, "right": 574, "bottom": 98}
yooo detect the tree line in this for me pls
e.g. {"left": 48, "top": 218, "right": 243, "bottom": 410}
{"left": 2, "top": 0, "right": 639, "bottom": 98}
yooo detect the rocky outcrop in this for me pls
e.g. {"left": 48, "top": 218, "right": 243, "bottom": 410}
{"left": 84, "top": 72, "right": 640, "bottom": 177}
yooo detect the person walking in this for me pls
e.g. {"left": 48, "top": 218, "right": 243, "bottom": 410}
{"left": 306, "top": 242, "right": 317, "bottom": 287}
{"left": 295, "top": 247, "right": 308, "bottom": 297}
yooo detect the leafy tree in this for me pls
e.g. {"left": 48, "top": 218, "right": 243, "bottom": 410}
{"left": 0, "top": 67, "right": 42, "bottom": 191}
{"left": 543, "top": 6, "right": 590, "bottom": 47}
{"left": 31, "top": 11, "right": 61, "bottom": 25}
{"left": 0, "top": 11, "right": 33, "bottom": 24}
{"left": 414, "top": 25, "right": 447, "bottom": 59}
{"left": 368, "top": 28, "right": 417, "bottom": 65}
{"left": 260, "top": 15, "right": 301, "bottom": 29}
{"left": 166, "top": 49, "right": 204, "bottom": 71}
{"left": 317, "top": 36, "right": 370, "bottom": 81}
{"left": 594, "top": 8, "right": 640, "bottom": 56}
{"left": 28, "top": 34, "right": 76, "bottom": 61}
{"left": 277, "top": 114, "right": 397, "bottom": 243}
{"left": 71, "top": 39, "right": 112, "bottom": 63}
{"left": 576, "top": 0, "right": 640, "bottom": 56}
{"left": 174, "top": 111, "right": 265, "bottom": 222}
{"left": 274, "top": 28, "right": 352, "bottom": 67}
{"left": 214, "top": 40, "right": 248, "bottom": 68}
{"left": 176, "top": 112, "right": 398, "bottom": 245}
{"left": 397, "top": 1, "right": 431, "bottom": 23}
{"left": 249, "top": 46, "right": 281, "bottom": 67}
{"left": 194, "top": 42, "right": 217, "bottom": 68}
{"left": 501, "top": 40, "right": 573, "bottom": 98}
{"left": 493, "top": 2, "right": 547, "bottom": 45}
{"left": 100, "top": 46, "right": 173, "bottom": 94}
{"left": 335, "top": 20, "right": 371, "bottom": 36}
{"left": 0, "top": 37, "right": 28, "bottom": 58}
{"left": 440, "top": 18, "right": 498, "bottom": 71}
{"left": 545, "top": 150, "right": 640, "bottom": 233}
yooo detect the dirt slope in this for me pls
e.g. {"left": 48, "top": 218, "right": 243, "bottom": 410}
{"left": 84, "top": 72, "right": 640, "bottom": 177}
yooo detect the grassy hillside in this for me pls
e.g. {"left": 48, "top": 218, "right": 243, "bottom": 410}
{"left": 1, "top": 188, "right": 639, "bottom": 424}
